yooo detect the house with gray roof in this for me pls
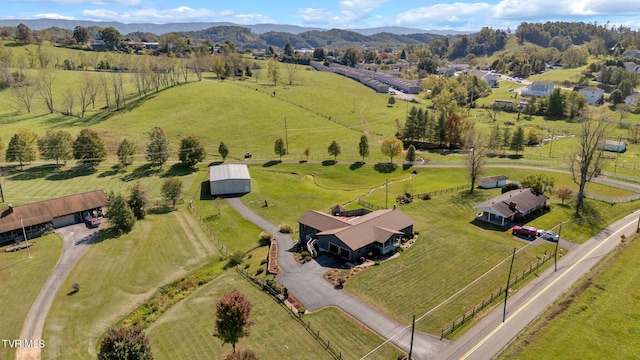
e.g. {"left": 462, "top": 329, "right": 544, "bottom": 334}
{"left": 473, "top": 188, "right": 549, "bottom": 226}
{"left": 521, "top": 81, "right": 555, "bottom": 97}
{"left": 298, "top": 208, "right": 414, "bottom": 261}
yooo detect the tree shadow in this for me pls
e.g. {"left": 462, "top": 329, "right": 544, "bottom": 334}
{"left": 7, "top": 164, "right": 62, "bottom": 181}
{"left": 263, "top": 160, "right": 282, "bottom": 167}
{"left": 573, "top": 201, "right": 604, "bottom": 232}
{"left": 148, "top": 206, "right": 174, "bottom": 215}
{"left": 46, "top": 165, "right": 97, "bottom": 181}
{"left": 322, "top": 160, "right": 337, "bottom": 166}
{"left": 349, "top": 162, "right": 364, "bottom": 170}
{"left": 299, "top": 160, "right": 308, "bottom": 163}
{"left": 374, "top": 163, "right": 398, "bottom": 173}
{"left": 402, "top": 163, "right": 413, "bottom": 170}
{"left": 161, "top": 163, "right": 197, "bottom": 178}
{"left": 209, "top": 161, "right": 224, "bottom": 166}
{"left": 98, "top": 166, "right": 119, "bottom": 178}
{"left": 121, "top": 165, "right": 161, "bottom": 182}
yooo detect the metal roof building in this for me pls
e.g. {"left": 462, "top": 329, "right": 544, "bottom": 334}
{"left": 209, "top": 164, "right": 251, "bottom": 196}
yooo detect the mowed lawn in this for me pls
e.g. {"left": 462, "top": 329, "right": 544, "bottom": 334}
{"left": 0, "top": 233, "right": 62, "bottom": 360}
{"left": 42, "top": 209, "right": 221, "bottom": 360}
{"left": 147, "top": 272, "right": 334, "bottom": 360}
{"left": 498, "top": 235, "right": 640, "bottom": 359}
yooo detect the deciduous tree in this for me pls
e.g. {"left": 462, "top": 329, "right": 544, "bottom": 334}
{"left": 303, "top": 146, "right": 311, "bottom": 160}
{"left": 274, "top": 138, "right": 286, "bottom": 160}
{"left": 555, "top": 187, "right": 573, "bottom": 205}
{"left": 381, "top": 137, "right": 403, "bottom": 164}
{"left": 117, "top": 138, "right": 137, "bottom": 168}
{"left": 464, "top": 130, "right": 487, "bottom": 193}
{"left": 213, "top": 291, "right": 254, "bottom": 354}
{"left": 37, "top": 129, "right": 73, "bottom": 165}
{"left": 161, "top": 177, "right": 183, "bottom": 209}
{"left": 267, "top": 57, "right": 280, "bottom": 86}
{"left": 97, "top": 325, "right": 152, "bottom": 360}
{"left": 73, "top": 128, "right": 106, "bottom": 166}
{"left": 177, "top": 134, "right": 206, "bottom": 166}
{"left": 327, "top": 140, "right": 341, "bottom": 160}
{"left": 146, "top": 127, "right": 170, "bottom": 168}
{"left": 5, "top": 129, "right": 38, "bottom": 170}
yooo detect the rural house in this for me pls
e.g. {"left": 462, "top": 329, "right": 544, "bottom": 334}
{"left": 473, "top": 188, "right": 549, "bottom": 226}
{"left": 478, "top": 175, "right": 509, "bottom": 189}
{"left": 298, "top": 208, "right": 414, "bottom": 262}
{"left": 520, "top": 81, "right": 555, "bottom": 97}
{"left": 578, "top": 87, "right": 605, "bottom": 105}
{"left": 0, "top": 190, "right": 106, "bottom": 246}
{"left": 209, "top": 164, "right": 251, "bottom": 196}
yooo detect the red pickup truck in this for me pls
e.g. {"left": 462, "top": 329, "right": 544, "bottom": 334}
{"left": 512, "top": 225, "right": 537, "bottom": 237}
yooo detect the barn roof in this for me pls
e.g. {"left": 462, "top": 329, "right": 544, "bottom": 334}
{"left": 0, "top": 190, "right": 107, "bottom": 234}
{"left": 209, "top": 164, "right": 251, "bottom": 182}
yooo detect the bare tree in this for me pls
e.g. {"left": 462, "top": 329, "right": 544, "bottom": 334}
{"left": 284, "top": 62, "right": 300, "bottom": 86}
{"left": 12, "top": 81, "right": 36, "bottom": 112}
{"left": 570, "top": 109, "right": 611, "bottom": 215}
{"left": 464, "top": 129, "right": 488, "bottom": 194}
{"left": 61, "top": 87, "right": 74, "bottom": 116}
{"left": 36, "top": 67, "right": 56, "bottom": 113}
{"left": 78, "top": 72, "right": 99, "bottom": 119}
{"left": 99, "top": 73, "right": 111, "bottom": 109}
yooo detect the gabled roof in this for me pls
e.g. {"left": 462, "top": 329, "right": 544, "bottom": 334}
{"left": 579, "top": 86, "right": 604, "bottom": 93}
{"left": 299, "top": 209, "right": 414, "bottom": 251}
{"left": 479, "top": 175, "right": 508, "bottom": 183}
{"left": 473, "top": 188, "right": 549, "bottom": 218}
{"left": 209, "top": 164, "right": 251, "bottom": 182}
{"left": 0, "top": 190, "right": 107, "bottom": 234}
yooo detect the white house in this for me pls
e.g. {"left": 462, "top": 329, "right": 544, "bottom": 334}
{"left": 209, "top": 164, "right": 251, "bottom": 196}
{"left": 626, "top": 92, "right": 639, "bottom": 106}
{"left": 521, "top": 81, "right": 555, "bottom": 97}
{"left": 578, "top": 87, "right": 605, "bottom": 105}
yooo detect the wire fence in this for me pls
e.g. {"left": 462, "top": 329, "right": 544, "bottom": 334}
{"left": 440, "top": 250, "right": 556, "bottom": 339}
{"left": 235, "top": 267, "right": 346, "bottom": 360}
{"left": 187, "top": 201, "right": 229, "bottom": 257}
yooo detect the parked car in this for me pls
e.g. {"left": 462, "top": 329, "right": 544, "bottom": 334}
{"left": 86, "top": 217, "right": 101, "bottom": 228}
{"left": 244, "top": 152, "right": 252, "bottom": 159}
{"left": 512, "top": 225, "right": 537, "bottom": 237}
{"left": 538, "top": 230, "right": 559, "bottom": 242}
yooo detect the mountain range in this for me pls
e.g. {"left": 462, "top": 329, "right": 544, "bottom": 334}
{"left": 0, "top": 19, "right": 469, "bottom": 36}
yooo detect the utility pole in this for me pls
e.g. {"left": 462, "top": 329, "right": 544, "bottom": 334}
{"left": 0, "top": 167, "right": 4, "bottom": 202}
{"left": 548, "top": 129, "right": 554, "bottom": 158}
{"left": 20, "top": 215, "right": 31, "bottom": 259}
{"left": 385, "top": 179, "right": 389, "bottom": 209}
{"left": 554, "top": 222, "right": 563, "bottom": 272}
{"left": 408, "top": 314, "right": 415, "bottom": 360}
{"left": 284, "top": 116, "right": 289, "bottom": 154}
{"left": 503, "top": 247, "right": 516, "bottom": 322}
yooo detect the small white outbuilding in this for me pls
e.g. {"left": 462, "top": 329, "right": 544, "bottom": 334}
{"left": 209, "top": 164, "right": 251, "bottom": 196}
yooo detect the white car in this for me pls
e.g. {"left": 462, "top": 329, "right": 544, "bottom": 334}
{"left": 538, "top": 230, "right": 559, "bottom": 242}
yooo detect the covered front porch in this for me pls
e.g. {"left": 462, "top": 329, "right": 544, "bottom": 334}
{"left": 475, "top": 211, "right": 514, "bottom": 227}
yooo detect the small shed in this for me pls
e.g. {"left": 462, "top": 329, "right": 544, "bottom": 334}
{"left": 209, "top": 164, "right": 251, "bottom": 196}
{"left": 478, "top": 175, "right": 509, "bottom": 189}
{"left": 598, "top": 140, "right": 626, "bottom": 153}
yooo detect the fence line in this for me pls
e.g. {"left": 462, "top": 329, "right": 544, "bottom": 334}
{"left": 235, "top": 267, "right": 344, "bottom": 360}
{"left": 440, "top": 250, "right": 556, "bottom": 339}
{"left": 357, "top": 199, "right": 386, "bottom": 210}
{"left": 187, "top": 198, "right": 229, "bottom": 257}
{"left": 415, "top": 184, "right": 471, "bottom": 199}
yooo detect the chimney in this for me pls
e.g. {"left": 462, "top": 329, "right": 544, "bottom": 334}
{"left": 509, "top": 202, "right": 517, "bottom": 210}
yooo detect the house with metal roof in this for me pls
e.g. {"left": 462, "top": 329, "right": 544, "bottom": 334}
{"left": 0, "top": 190, "right": 106, "bottom": 246}
{"left": 298, "top": 208, "right": 414, "bottom": 262}
{"left": 473, "top": 188, "right": 549, "bottom": 226}
{"left": 478, "top": 175, "right": 509, "bottom": 189}
{"left": 209, "top": 164, "right": 251, "bottom": 196}
{"left": 521, "top": 81, "right": 555, "bottom": 97}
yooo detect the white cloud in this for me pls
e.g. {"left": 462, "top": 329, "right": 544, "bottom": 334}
{"left": 492, "top": 0, "right": 640, "bottom": 20}
{"left": 395, "top": 3, "right": 492, "bottom": 28}
{"left": 298, "top": 7, "right": 332, "bottom": 23}
{"left": 233, "top": 14, "right": 275, "bottom": 24}
{"left": 34, "top": 13, "right": 76, "bottom": 20}
{"left": 334, "top": 0, "right": 389, "bottom": 24}
{"left": 45, "top": 0, "right": 140, "bottom": 4}
{"left": 83, "top": 6, "right": 230, "bottom": 22}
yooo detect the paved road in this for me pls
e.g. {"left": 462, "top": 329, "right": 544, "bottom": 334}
{"left": 16, "top": 223, "right": 101, "bottom": 360}
{"left": 434, "top": 209, "right": 640, "bottom": 360}
{"left": 227, "top": 197, "right": 446, "bottom": 359}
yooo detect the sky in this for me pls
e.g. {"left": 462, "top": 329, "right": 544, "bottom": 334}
{"left": 3, "top": 0, "right": 640, "bottom": 32}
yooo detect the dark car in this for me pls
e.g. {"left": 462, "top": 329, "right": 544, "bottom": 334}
{"left": 244, "top": 152, "right": 252, "bottom": 159}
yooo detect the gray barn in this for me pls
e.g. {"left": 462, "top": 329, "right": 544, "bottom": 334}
{"left": 209, "top": 164, "right": 251, "bottom": 196}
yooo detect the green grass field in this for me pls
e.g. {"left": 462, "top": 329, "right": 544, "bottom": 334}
{"left": 497, "top": 234, "right": 640, "bottom": 359}
{"left": 0, "top": 233, "right": 62, "bottom": 360}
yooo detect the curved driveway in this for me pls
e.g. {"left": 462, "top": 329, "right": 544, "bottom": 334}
{"left": 227, "top": 197, "right": 446, "bottom": 359}
{"left": 16, "top": 223, "right": 101, "bottom": 360}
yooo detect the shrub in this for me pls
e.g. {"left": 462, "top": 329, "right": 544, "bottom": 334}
{"left": 502, "top": 182, "right": 521, "bottom": 194}
{"left": 374, "top": 260, "right": 381, "bottom": 266}
{"left": 259, "top": 231, "right": 273, "bottom": 246}
{"left": 298, "top": 307, "right": 306, "bottom": 314}
{"left": 222, "top": 348, "right": 259, "bottom": 360}
{"left": 72, "top": 283, "right": 80, "bottom": 293}
{"left": 421, "top": 193, "right": 431, "bottom": 200}
{"left": 300, "top": 251, "right": 310, "bottom": 258}
{"left": 278, "top": 223, "right": 293, "bottom": 233}
{"left": 244, "top": 263, "right": 250, "bottom": 269}
{"left": 260, "top": 259, "right": 267, "bottom": 265}
{"left": 226, "top": 251, "right": 245, "bottom": 268}
{"left": 255, "top": 268, "right": 264, "bottom": 275}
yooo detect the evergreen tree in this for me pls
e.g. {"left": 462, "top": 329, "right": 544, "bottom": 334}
{"left": 358, "top": 134, "right": 369, "bottom": 162}
{"left": 405, "top": 144, "right": 416, "bottom": 163}
{"left": 6, "top": 129, "right": 37, "bottom": 170}
{"left": 105, "top": 192, "right": 136, "bottom": 234}
{"left": 217, "top": 141, "right": 229, "bottom": 161}
{"left": 510, "top": 127, "right": 526, "bottom": 155}
{"left": 128, "top": 182, "right": 149, "bottom": 220}
{"left": 501, "top": 127, "right": 512, "bottom": 155}
{"left": 546, "top": 88, "right": 565, "bottom": 117}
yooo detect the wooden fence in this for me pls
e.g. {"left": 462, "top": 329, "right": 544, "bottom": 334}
{"left": 187, "top": 201, "right": 229, "bottom": 257}
{"left": 440, "top": 250, "right": 556, "bottom": 339}
{"left": 415, "top": 184, "right": 471, "bottom": 199}
{"left": 236, "top": 267, "right": 346, "bottom": 360}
